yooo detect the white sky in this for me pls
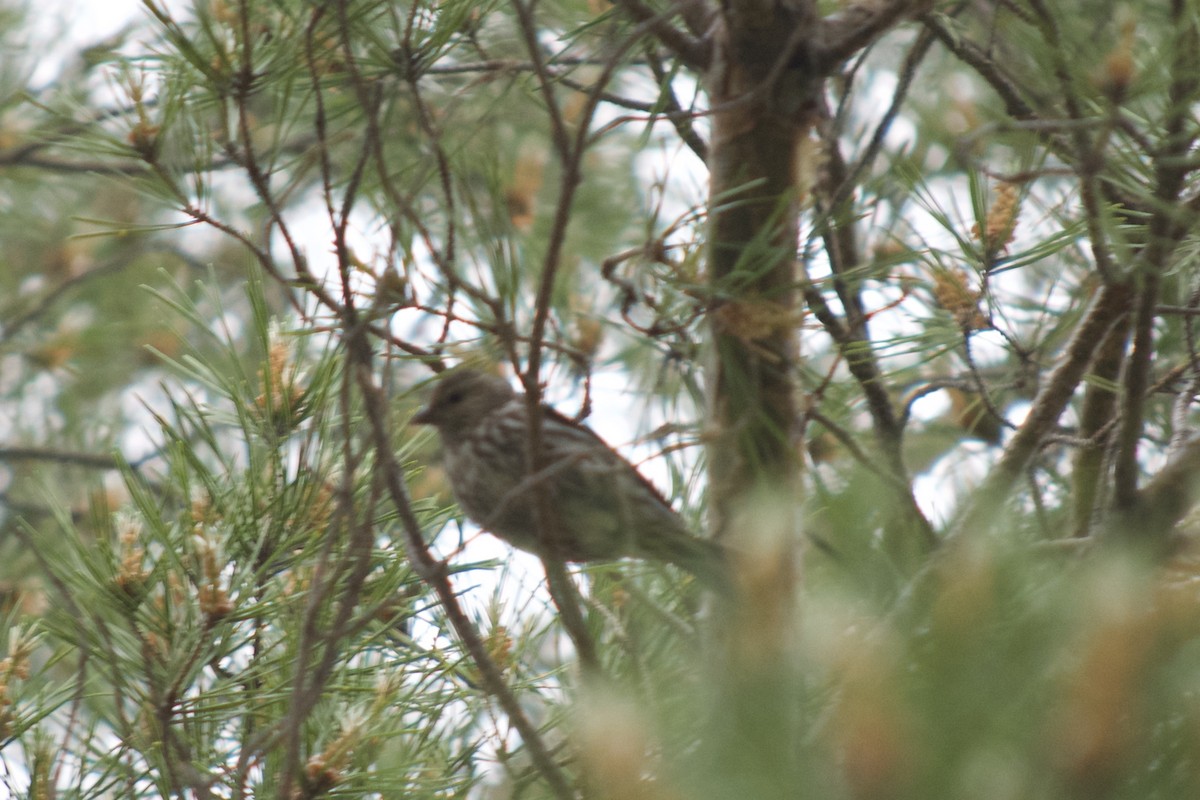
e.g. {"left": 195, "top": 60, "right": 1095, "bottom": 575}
{"left": 28, "top": 0, "right": 151, "bottom": 83}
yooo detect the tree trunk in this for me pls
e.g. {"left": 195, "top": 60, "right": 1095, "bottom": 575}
{"left": 705, "top": 2, "right": 814, "bottom": 548}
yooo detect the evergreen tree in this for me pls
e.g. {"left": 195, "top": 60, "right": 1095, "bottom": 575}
{"left": 3, "top": 1, "right": 1200, "bottom": 798}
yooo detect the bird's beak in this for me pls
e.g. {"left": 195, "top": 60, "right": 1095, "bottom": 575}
{"left": 411, "top": 406, "right": 433, "bottom": 425}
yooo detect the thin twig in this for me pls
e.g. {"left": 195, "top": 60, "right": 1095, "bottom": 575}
{"left": 355, "top": 363, "right": 577, "bottom": 800}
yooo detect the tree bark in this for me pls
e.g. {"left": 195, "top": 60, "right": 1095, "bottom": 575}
{"left": 704, "top": 1, "right": 815, "bottom": 547}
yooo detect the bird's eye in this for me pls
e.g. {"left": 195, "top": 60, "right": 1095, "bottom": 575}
{"left": 444, "top": 390, "right": 464, "bottom": 405}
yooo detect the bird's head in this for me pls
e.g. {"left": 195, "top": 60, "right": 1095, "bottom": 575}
{"left": 412, "top": 368, "right": 516, "bottom": 432}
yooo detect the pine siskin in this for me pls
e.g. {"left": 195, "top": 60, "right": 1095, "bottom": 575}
{"left": 413, "top": 368, "right": 727, "bottom": 588}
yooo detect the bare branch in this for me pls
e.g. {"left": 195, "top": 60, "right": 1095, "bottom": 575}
{"left": 611, "top": 0, "right": 712, "bottom": 69}
{"left": 813, "top": 0, "right": 935, "bottom": 71}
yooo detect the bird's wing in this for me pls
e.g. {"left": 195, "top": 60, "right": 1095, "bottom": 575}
{"left": 537, "top": 405, "right": 678, "bottom": 512}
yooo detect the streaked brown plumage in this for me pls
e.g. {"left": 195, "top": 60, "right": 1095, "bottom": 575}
{"left": 413, "top": 369, "right": 727, "bottom": 588}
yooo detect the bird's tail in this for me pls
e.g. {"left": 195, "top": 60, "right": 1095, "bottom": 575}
{"left": 668, "top": 536, "right": 733, "bottom": 595}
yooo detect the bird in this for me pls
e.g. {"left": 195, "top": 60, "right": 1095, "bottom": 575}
{"left": 412, "top": 368, "right": 728, "bottom": 589}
